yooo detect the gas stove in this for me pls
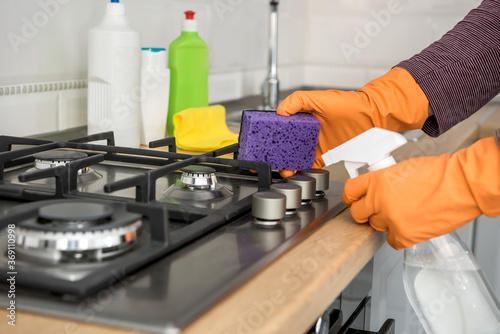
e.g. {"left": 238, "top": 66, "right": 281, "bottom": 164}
{"left": 0, "top": 132, "right": 345, "bottom": 333}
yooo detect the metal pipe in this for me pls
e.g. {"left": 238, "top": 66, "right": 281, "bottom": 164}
{"left": 262, "top": 0, "right": 279, "bottom": 109}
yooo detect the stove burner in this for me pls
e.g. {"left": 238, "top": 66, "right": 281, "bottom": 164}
{"left": 38, "top": 202, "right": 113, "bottom": 228}
{"left": 39, "top": 202, "right": 113, "bottom": 220}
{"left": 33, "top": 149, "right": 89, "bottom": 170}
{"left": 180, "top": 165, "right": 217, "bottom": 190}
{"left": 163, "top": 165, "right": 233, "bottom": 202}
{"left": 14, "top": 201, "right": 142, "bottom": 263}
{"left": 27, "top": 149, "right": 102, "bottom": 184}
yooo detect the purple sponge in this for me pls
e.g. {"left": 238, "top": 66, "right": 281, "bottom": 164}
{"left": 237, "top": 111, "right": 321, "bottom": 170}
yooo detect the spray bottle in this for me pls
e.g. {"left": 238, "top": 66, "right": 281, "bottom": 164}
{"left": 323, "top": 128, "right": 500, "bottom": 333}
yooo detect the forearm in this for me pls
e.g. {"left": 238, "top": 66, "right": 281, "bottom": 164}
{"left": 397, "top": 0, "right": 500, "bottom": 137}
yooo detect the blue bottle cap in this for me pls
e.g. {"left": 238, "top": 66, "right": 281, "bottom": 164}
{"left": 111, "top": 0, "right": 119, "bottom": 3}
{"left": 142, "top": 48, "right": 166, "bottom": 52}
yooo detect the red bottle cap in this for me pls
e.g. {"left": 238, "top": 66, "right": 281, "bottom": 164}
{"left": 184, "top": 11, "right": 195, "bottom": 20}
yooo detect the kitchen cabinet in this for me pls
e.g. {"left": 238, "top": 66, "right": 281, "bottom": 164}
{"left": 471, "top": 215, "right": 500, "bottom": 301}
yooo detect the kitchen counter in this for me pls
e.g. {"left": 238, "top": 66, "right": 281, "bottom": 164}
{"left": 2, "top": 102, "right": 500, "bottom": 334}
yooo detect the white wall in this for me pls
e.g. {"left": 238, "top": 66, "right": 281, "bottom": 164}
{"left": 303, "top": 0, "right": 482, "bottom": 88}
{"left": 0, "top": 0, "right": 483, "bottom": 137}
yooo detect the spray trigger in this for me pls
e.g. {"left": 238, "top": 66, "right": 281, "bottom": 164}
{"left": 321, "top": 127, "right": 408, "bottom": 178}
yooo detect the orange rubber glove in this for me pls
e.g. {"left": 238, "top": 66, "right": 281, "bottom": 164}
{"left": 277, "top": 67, "right": 429, "bottom": 171}
{"left": 342, "top": 137, "right": 500, "bottom": 250}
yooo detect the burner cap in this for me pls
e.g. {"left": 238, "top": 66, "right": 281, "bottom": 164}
{"left": 33, "top": 149, "right": 88, "bottom": 161}
{"left": 180, "top": 165, "right": 216, "bottom": 174}
{"left": 33, "top": 149, "right": 90, "bottom": 171}
{"left": 39, "top": 202, "right": 113, "bottom": 222}
{"left": 180, "top": 165, "right": 217, "bottom": 190}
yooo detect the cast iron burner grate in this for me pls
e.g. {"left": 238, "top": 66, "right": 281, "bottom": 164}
{"left": 0, "top": 132, "right": 277, "bottom": 296}
{"left": 0, "top": 132, "right": 273, "bottom": 202}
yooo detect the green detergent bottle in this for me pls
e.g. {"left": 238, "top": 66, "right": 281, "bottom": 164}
{"left": 167, "top": 10, "right": 209, "bottom": 137}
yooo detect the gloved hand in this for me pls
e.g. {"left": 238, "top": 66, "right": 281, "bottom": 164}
{"left": 342, "top": 137, "right": 500, "bottom": 250}
{"left": 277, "top": 67, "right": 429, "bottom": 170}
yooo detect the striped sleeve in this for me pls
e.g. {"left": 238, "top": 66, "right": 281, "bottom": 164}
{"left": 396, "top": 0, "right": 500, "bottom": 139}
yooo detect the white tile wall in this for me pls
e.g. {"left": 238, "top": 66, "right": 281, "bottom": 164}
{"left": 58, "top": 88, "right": 87, "bottom": 129}
{"left": 0, "top": 92, "right": 59, "bottom": 137}
{"left": 0, "top": 0, "right": 487, "bottom": 136}
{"left": 209, "top": 71, "right": 243, "bottom": 103}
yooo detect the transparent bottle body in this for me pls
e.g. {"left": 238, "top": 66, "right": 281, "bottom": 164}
{"left": 403, "top": 232, "right": 500, "bottom": 334}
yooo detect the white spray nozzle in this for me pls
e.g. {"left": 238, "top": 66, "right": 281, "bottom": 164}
{"left": 321, "top": 128, "right": 407, "bottom": 178}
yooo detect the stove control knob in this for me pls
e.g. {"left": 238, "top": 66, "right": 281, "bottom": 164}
{"left": 299, "top": 169, "right": 329, "bottom": 197}
{"left": 286, "top": 175, "right": 316, "bottom": 205}
{"left": 252, "top": 191, "right": 286, "bottom": 226}
{"left": 270, "top": 183, "right": 301, "bottom": 215}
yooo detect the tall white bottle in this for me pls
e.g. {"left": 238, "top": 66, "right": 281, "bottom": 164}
{"left": 88, "top": 0, "right": 141, "bottom": 147}
{"left": 140, "top": 48, "right": 170, "bottom": 145}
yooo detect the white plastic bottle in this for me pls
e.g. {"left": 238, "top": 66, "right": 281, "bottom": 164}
{"left": 87, "top": 0, "right": 141, "bottom": 147}
{"left": 323, "top": 128, "right": 500, "bottom": 333}
{"left": 140, "top": 48, "right": 170, "bottom": 145}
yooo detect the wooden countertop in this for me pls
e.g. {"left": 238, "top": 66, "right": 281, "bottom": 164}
{"left": 2, "top": 102, "right": 500, "bottom": 334}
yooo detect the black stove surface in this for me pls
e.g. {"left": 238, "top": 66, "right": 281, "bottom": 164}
{"left": 0, "top": 182, "right": 345, "bottom": 333}
{"left": 0, "top": 132, "right": 346, "bottom": 333}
